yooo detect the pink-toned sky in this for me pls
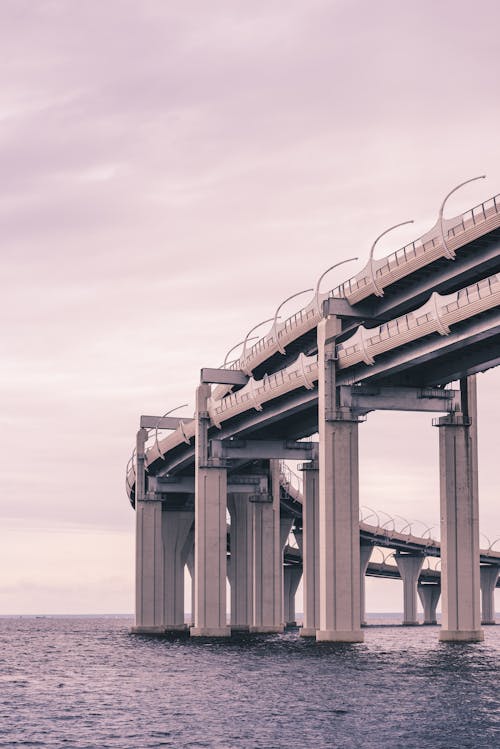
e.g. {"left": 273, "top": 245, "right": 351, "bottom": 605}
{"left": 1, "top": 1, "right": 499, "bottom": 614}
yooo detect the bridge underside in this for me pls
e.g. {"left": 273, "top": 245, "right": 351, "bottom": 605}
{"left": 131, "top": 212, "right": 500, "bottom": 642}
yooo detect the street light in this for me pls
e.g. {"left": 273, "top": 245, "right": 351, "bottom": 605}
{"left": 439, "top": 175, "right": 486, "bottom": 259}
{"left": 273, "top": 288, "right": 313, "bottom": 354}
{"left": 315, "top": 257, "right": 359, "bottom": 312}
{"left": 368, "top": 221, "right": 414, "bottom": 296}
{"left": 241, "top": 317, "right": 278, "bottom": 374}
{"left": 221, "top": 337, "right": 258, "bottom": 368}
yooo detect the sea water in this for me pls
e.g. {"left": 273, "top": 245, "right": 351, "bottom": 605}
{"left": 0, "top": 616, "right": 498, "bottom": 749}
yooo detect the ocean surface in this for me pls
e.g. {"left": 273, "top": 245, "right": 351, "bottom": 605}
{"left": 1, "top": 615, "right": 499, "bottom": 749}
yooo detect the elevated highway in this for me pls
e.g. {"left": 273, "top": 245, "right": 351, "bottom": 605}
{"left": 127, "top": 181, "right": 500, "bottom": 642}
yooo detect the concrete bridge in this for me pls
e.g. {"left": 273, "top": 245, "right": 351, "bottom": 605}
{"left": 279, "top": 468, "right": 500, "bottom": 630}
{"left": 127, "top": 178, "right": 500, "bottom": 642}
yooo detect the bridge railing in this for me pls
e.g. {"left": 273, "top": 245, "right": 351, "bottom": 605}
{"left": 129, "top": 265, "right": 500, "bottom": 493}
{"left": 447, "top": 194, "right": 500, "bottom": 238}
{"left": 344, "top": 192, "right": 500, "bottom": 303}
{"left": 212, "top": 190, "right": 500, "bottom": 390}
{"left": 337, "top": 270, "right": 500, "bottom": 370}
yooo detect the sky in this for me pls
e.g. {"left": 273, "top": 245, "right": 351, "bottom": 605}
{"left": 1, "top": 0, "right": 500, "bottom": 615}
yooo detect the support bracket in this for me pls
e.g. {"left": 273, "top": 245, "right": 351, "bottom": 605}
{"left": 200, "top": 367, "right": 248, "bottom": 386}
{"left": 150, "top": 473, "right": 268, "bottom": 496}
{"left": 140, "top": 415, "right": 194, "bottom": 430}
{"left": 322, "top": 297, "right": 382, "bottom": 321}
{"left": 339, "top": 385, "right": 460, "bottom": 415}
{"left": 210, "top": 438, "right": 319, "bottom": 462}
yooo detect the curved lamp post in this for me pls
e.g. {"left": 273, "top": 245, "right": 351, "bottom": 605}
{"left": 221, "top": 337, "right": 258, "bottom": 368}
{"left": 368, "top": 220, "right": 414, "bottom": 297}
{"left": 439, "top": 175, "right": 486, "bottom": 259}
{"left": 315, "top": 257, "right": 359, "bottom": 313}
{"left": 154, "top": 403, "right": 189, "bottom": 461}
{"left": 241, "top": 317, "right": 278, "bottom": 374}
{"left": 273, "top": 288, "right": 313, "bottom": 354}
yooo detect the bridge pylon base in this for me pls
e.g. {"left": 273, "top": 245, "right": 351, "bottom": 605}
{"left": 164, "top": 625, "right": 189, "bottom": 634}
{"left": 439, "top": 629, "right": 484, "bottom": 643}
{"left": 130, "top": 625, "right": 167, "bottom": 635}
{"left": 300, "top": 627, "right": 318, "bottom": 638}
{"left": 316, "top": 629, "right": 364, "bottom": 643}
{"left": 190, "top": 626, "right": 231, "bottom": 638}
{"left": 249, "top": 625, "right": 284, "bottom": 634}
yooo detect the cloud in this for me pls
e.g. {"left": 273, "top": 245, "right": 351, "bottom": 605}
{"left": 1, "top": 0, "right": 500, "bottom": 612}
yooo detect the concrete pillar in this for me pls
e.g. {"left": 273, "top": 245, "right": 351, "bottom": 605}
{"left": 280, "top": 515, "right": 294, "bottom": 553}
{"left": 228, "top": 494, "right": 253, "bottom": 631}
{"left": 185, "top": 543, "right": 195, "bottom": 627}
{"left": 132, "top": 428, "right": 165, "bottom": 634}
{"left": 294, "top": 526, "right": 303, "bottom": 554}
{"left": 417, "top": 582, "right": 441, "bottom": 625}
{"left": 280, "top": 513, "right": 294, "bottom": 624}
{"left": 360, "top": 544, "right": 373, "bottom": 626}
{"left": 395, "top": 552, "right": 424, "bottom": 625}
{"left": 437, "top": 376, "right": 483, "bottom": 642}
{"left": 162, "top": 510, "right": 193, "bottom": 631}
{"left": 300, "top": 461, "right": 320, "bottom": 637}
{"left": 134, "top": 498, "right": 165, "bottom": 633}
{"left": 250, "top": 461, "right": 283, "bottom": 633}
{"left": 283, "top": 566, "right": 302, "bottom": 625}
{"left": 191, "top": 384, "right": 230, "bottom": 637}
{"left": 316, "top": 315, "right": 363, "bottom": 643}
{"left": 480, "top": 565, "right": 499, "bottom": 625}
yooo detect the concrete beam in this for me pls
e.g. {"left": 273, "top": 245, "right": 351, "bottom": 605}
{"left": 211, "top": 439, "right": 318, "bottom": 462}
{"left": 140, "top": 415, "right": 194, "bottom": 430}
{"left": 151, "top": 474, "right": 268, "bottom": 495}
{"left": 322, "top": 297, "right": 379, "bottom": 321}
{"left": 200, "top": 367, "right": 248, "bottom": 386}
{"left": 339, "top": 385, "right": 459, "bottom": 414}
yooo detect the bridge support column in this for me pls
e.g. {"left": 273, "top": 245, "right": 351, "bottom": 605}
{"left": 395, "top": 552, "right": 424, "bottom": 625}
{"left": 250, "top": 460, "right": 283, "bottom": 633}
{"left": 191, "top": 384, "right": 230, "bottom": 637}
{"left": 228, "top": 494, "right": 253, "bottom": 631}
{"left": 316, "top": 316, "right": 363, "bottom": 643}
{"left": 300, "top": 461, "right": 320, "bottom": 637}
{"left": 185, "top": 543, "right": 195, "bottom": 627}
{"left": 437, "top": 376, "right": 483, "bottom": 642}
{"left": 280, "top": 514, "right": 294, "bottom": 624}
{"left": 480, "top": 566, "right": 499, "bottom": 625}
{"left": 417, "top": 582, "right": 441, "bottom": 625}
{"left": 132, "top": 428, "right": 165, "bottom": 634}
{"left": 360, "top": 544, "right": 373, "bottom": 626}
{"left": 284, "top": 566, "right": 302, "bottom": 626}
{"left": 133, "top": 499, "right": 165, "bottom": 633}
{"left": 162, "top": 510, "right": 193, "bottom": 632}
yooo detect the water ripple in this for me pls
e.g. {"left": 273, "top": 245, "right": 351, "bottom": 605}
{"left": 0, "top": 617, "right": 499, "bottom": 748}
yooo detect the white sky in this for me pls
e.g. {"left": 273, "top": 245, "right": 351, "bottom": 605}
{"left": 1, "top": 0, "right": 499, "bottom": 614}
